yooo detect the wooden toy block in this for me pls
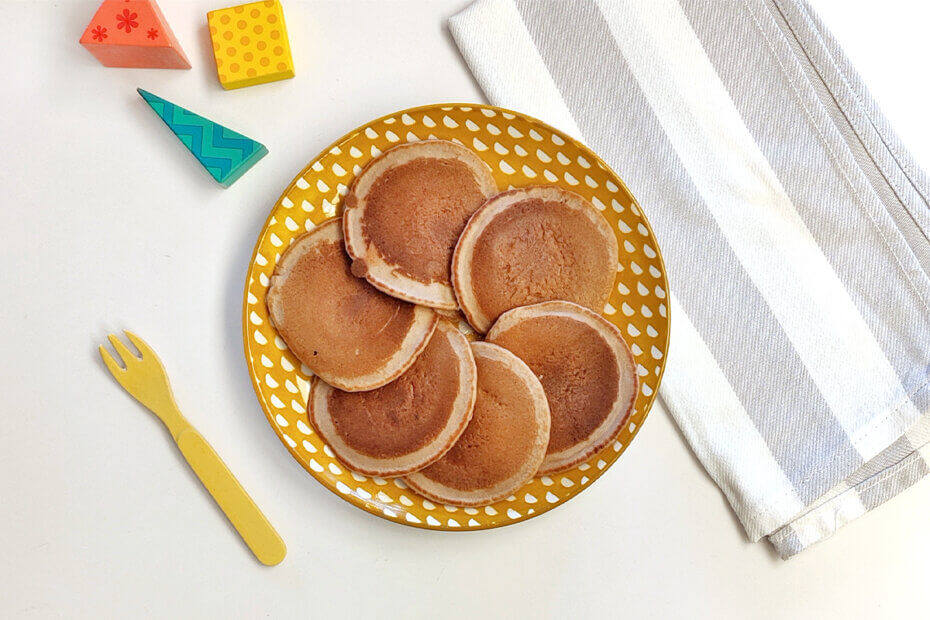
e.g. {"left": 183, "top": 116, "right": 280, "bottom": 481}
{"left": 138, "top": 89, "right": 268, "bottom": 188}
{"left": 80, "top": 1, "right": 191, "bottom": 69}
{"left": 207, "top": 0, "right": 295, "bottom": 90}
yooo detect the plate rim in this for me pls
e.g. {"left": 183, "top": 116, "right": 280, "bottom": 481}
{"left": 241, "top": 102, "right": 671, "bottom": 531}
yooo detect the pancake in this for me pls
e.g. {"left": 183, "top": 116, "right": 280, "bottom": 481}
{"left": 343, "top": 140, "right": 498, "bottom": 310}
{"left": 486, "top": 301, "right": 637, "bottom": 475}
{"left": 308, "top": 320, "right": 477, "bottom": 476}
{"left": 405, "top": 342, "right": 550, "bottom": 506}
{"left": 451, "top": 185, "right": 618, "bottom": 333}
{"left": 266, "top": 218, "right": 438, "bottom": 392}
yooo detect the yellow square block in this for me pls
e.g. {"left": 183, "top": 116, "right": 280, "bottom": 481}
{"left": 207, "top": 0, "right": 294, "bottom": 90}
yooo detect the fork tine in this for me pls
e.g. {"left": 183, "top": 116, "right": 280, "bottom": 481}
{"left": 123, "top": 330, "right": 153, "bottom": 359}
{"left": 99, "top": 344, "right": 125, "bottom": 376}
{"left": 108, "top": 333, "right": 138, "bottom": 366}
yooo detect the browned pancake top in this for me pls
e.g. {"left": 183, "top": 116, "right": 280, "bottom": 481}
{"left": 417, "top": 353, "right": 538, "bottom": 491}
{"left": 469, "top": 198, "right": 615, "bottom": 321}
{"left": 362, "top": 157, "right": 488, "bottom": 284}
{"left": 325, "top": 327, "right": 462, "bottom": 458}
{"left": 489, "top": 315, "right": 619, "bottom": 453}
{"left": 276, "top": 238, "right": 417, "bottom": 376}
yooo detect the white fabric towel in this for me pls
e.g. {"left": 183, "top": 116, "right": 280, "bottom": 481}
{"left": 450, "top": 0, "right": 930, "bottom": 558}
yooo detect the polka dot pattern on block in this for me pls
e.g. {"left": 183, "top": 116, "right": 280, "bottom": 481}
{"left": 207, "top": 0, "right": 294, "bottom": 90}
{"left": 243, "top": 104, "right": 670, "bottom": 530}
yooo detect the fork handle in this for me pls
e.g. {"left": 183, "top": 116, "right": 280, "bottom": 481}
{"left": 176, "top": 428, "right": 286, "bottom": 566}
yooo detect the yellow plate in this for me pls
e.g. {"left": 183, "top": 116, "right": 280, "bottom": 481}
{"left": 243, "top": 103, "right": 670, "bottom": 530}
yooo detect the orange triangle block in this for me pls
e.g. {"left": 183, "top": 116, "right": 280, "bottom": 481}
{"left": 80, "top": 1, "right": 191, "bottom": 69}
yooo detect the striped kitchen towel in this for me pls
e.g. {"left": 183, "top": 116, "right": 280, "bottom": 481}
{"left": 449, "top": 0, "right": 930, "bottom": 558}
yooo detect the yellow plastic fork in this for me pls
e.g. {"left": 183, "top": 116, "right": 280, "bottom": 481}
{"left": 99, "top": 330, "right": 286, "bottom": 566}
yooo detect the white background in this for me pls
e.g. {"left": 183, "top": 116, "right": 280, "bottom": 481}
{"left": 2, "top": 1, "right": 929, "bottom": 617}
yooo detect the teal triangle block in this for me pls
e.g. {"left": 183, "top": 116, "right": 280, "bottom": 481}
{"left": 138, "top": 88, "right": 267, "bottom": 188}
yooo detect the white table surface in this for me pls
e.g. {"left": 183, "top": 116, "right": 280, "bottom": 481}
{"left": 2, "top": 1, "right": 930, "bottom": 617}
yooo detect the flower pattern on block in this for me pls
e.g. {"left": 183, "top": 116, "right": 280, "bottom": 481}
{"left": 116, "top": 9, "right": 138, "bottom": 34}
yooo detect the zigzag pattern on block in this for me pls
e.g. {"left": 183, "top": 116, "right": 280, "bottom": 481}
{"left": 138, "top": 88, "right": 267, "bottom": 186}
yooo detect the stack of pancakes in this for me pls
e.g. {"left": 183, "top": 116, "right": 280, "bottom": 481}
{"left": 267, "top": 140, "right": 638, "bottom": 506}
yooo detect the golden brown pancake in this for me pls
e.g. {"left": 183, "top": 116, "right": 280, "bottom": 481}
{"left": 343, "top": 140, "right": 498, "bottom": 310}
{"left": 486, "top": 301, "right": 637, "bottom": 474}
{"left": 452, "top": 186, "right": 618, "bottom": 333}
{"left": 308, "top": 320, "right": 477, "bottom": 476}
{"left": 266, "top": 218, "right": 438, "bottom": 392}
{"left": 404, "top": 342, "right": 550, "bottom": 506}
